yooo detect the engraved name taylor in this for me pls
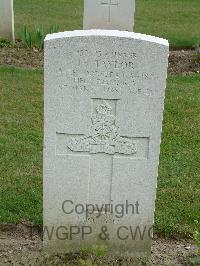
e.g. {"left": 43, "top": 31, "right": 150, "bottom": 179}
{"left": 59, "top": 49, "right": 155, "bottom": 96}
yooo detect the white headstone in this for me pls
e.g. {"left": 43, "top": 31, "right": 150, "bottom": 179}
{"left": 84, "top": 0, "right": 135, "bottom": 31}
{"left": 44, "top": 30, "right": 169, "bottom": 258}
{"left": 0, "top": 0, "right": 15, "bottom": 41}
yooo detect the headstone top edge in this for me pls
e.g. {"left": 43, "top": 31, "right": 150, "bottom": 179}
{"left": 45, "top": 30, "right": 169, "bottom": 47}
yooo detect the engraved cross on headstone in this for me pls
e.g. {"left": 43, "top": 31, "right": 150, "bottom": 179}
{"left": 56, "top": 99, "right": 149, "bottom": 206}
{"left": 101, "top": 0, "right": 119, "bottom": 22}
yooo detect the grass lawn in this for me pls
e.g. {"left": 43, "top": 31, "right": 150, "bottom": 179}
{"left": 14, "top": 0, "right": 200, "bottom": 48}
{"left": 0, "top": 67, "right": 200, "bottom": 237}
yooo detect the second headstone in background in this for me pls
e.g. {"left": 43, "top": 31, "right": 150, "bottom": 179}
{"left": 84, "top": 0, "right": 135, "bottom": 31}
{"left": 0, "top": 0, "right": 15, "bottom": 42}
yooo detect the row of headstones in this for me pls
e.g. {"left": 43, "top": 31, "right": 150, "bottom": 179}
{"left": 0, "top": 0, "right": 135, "bottom": 42}
{"left": 43, "top": 0, "right": 169, "bottom": 260}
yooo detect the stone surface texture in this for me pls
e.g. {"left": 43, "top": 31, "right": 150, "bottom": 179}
{"left": 44, "top": 30, "right": 169, "bottom": 257}
{"left": 84, "top": 0, "right": 135, "bottom": 31}
{"left": 0, "top": 0, "right": 15, "bottom": 41}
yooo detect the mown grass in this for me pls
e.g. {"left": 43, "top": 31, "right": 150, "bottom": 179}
{"left": 156, "top": 75, "right": 200, "bottom": 237}
{"left": 14, "top": 0, "right": 200, "bottom": 48}
{"left": 0, "top": 67, "right": 43, "bottom": 224}
{"left": 0, "top": 67, "right": 200, "bottom": 237}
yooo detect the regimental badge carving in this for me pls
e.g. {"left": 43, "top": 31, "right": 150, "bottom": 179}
{"left": 67, "top": 101, "right": 137, "bottom": 155}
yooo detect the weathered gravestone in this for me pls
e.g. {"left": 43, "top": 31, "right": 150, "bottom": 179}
{"left": 44, "top": 30, "right": 169, "bottom": 258}
{"left": 0, "top": 0, "right": 15, "bottom": 41}
{"left": 84, "top": 0, "right": 135, "bottom": 31}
